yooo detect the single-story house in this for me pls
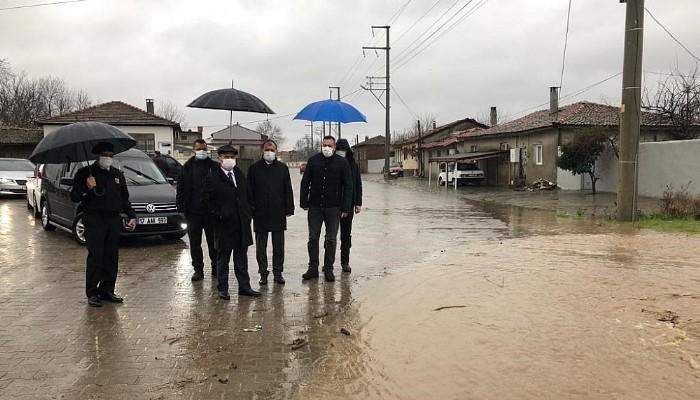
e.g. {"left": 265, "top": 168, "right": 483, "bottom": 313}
{"left": 207, "top": 123, "right": 268, "bottom": 172}
{"left": 352, "top": 135, "right": 386, "bottom": 173}
{"left": 39, "top": 100, "right": 180, "bottom": 156}
{"left": 0, "top": 126, "right": 43, "bottom": 159}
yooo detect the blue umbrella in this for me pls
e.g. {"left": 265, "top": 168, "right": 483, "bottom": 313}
{"left": 293, "top": 99, "right": 367, "bottom": 123}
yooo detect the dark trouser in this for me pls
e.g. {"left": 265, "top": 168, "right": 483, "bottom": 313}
{"left": 255, "top": 231, "right": 285, "bottom": 276}
{"left": 339, "top": 209, "right": 355, "bottom": 266}
{"left": 216, "top": 244, "right": 252, "bottom": 294}
{"left": 186, "top": 212, "right": 217, "bottom": 274}
{"left": 83, "top": 213, "right": 121, "bottom": 298}
{"left": 307, "top": 206, "right": 340, "bottom": 270}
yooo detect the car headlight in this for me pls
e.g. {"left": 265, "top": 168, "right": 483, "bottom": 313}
{"left": 0, "top": 177, "right": 13, "bottom": 184}
{"left": 180, "top": 223, "right": 188, "bottom": 230}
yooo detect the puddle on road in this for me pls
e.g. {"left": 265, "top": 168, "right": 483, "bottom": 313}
{"left": 292, "top": 227, "right": 700, "bottom": 400}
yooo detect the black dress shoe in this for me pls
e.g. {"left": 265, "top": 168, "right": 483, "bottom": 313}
{"left": 191, "top": 272, "right": 204, "bottom": 282}
{"left": 341, "top": 264, "right": 352, "bottom": 273}
{"left": 302, "top": 269, "right": 319, "bottom": 280}
{"left": 323, "top": 268, "right": 335, "bottom": 282}
{"left": 238, "top": 288, "right": 261, "bottom": 297}
{"left": 218, "top": 291, "right": 230, "bottom": 300}
{"left": 259, "top": 275, "right": 268, "bottom": 285}
{"left": 88, "top": 295, "right": 102, "bottom": 307}
{"left": 99, "top": 292, "right": 124, "bottom": 303}
{"left": 273, "top": 274, "right": 285, "bottom": 285}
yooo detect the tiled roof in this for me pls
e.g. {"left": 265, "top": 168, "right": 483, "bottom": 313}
{"left": 210, "top": 123, "right": 262, "bottom": 141}
{"left": 0, "top": 126, "right": 43, "bottom": 144}
{"left": 39, "top": 101, "right": 179, "bottom": 127}
{"left": 475, "top": 101, "right": 673, "bottom": 137}
{"left": 354, "top": 135, "right": 385, "bottom": 147}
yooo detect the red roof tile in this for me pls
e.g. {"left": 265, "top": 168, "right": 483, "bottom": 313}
{"left": 39, "top": 101, "right": 179, "bottom": 127}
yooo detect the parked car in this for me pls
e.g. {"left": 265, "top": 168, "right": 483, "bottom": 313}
{"left": 0, "top": 158, "right": 34, "bottom": 197}
{"left": 26, "top": 164, "right": 45, "bottom": 218}
{"left": 150, "top": 153, "right": 182, "bottom": 182}
{"left": 299, "top": 163, "right": 306, "bottom": 174}
{"left": 39, "top": 149, "right": 187, "bottom": 245}
{"left": 438, "top": 161, "right": 484, "bottom": 186}
{"left": 382, "top": 161, "right": 404, "bottom": 177}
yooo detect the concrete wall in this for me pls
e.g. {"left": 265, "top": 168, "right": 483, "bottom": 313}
{"left": 367, "top": 159, "right": 384, "bottom": 174}
{"left": 558, "top": 139, "right": 700, "bottom": 198}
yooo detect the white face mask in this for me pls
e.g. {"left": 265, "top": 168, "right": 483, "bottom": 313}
{"left": 98, "top": 157, "right": 113, "bottom": 169}
{"left": 195, "top": 150, "right": 209, "bottom": 160}
{"left": 335, "top": 150, "right": 346, "bottom": 158}
{"left": 322, "top": 146, "right": 334, "bottom": 158}
{"left": 221, "top": 158, "right": 236, "bottom": 171}
{"left": 263, "top": 151, "right": 276, "bottom": 163}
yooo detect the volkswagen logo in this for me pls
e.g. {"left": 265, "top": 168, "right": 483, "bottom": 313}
{"left": 145, "top": 203, "right": 156, "bottom": 214}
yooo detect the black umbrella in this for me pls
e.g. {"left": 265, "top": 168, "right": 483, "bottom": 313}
{"left": 187, "top": 86, "right": 275, "bottom": 142}
{"left": 29, "top": 121, "right": 137, "bottom": 165}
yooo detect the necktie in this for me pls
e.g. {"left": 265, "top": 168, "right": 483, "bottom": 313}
{"left": 227, "top": 172, "right": 236, "bottom": 187}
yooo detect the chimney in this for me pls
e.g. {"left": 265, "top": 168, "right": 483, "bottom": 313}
{"left": 197, "top": 126, "right": 203, "bottom": 139}
{"left": 146, "top": 99, "right": 154, "bottom": 114}
{"left": 364, "top": 136, "right": 369, "bottom": 142}
{"left": 432, "top": 121, "right": 437, "bottom": 130}
{"left": 490, "top": 106, "right": 498, "bottom": 126}
{"left": 549, "top": 87, "right": 559, "bottom": 114}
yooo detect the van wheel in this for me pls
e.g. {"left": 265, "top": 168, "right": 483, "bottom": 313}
{"left": 438, "top": 177, "right": 445, "bottom": 186}
{"left": 41, "top": 202, "right": 55, "bottom": 231}
{"left": 161, "top": 232, "right": 186, "bottom": 241}
{"left": 72, "top": 214, "right": 87, "bottom": 245}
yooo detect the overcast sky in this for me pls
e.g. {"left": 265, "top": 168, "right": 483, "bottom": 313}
{"left": 2, "top": 0, "right": 698, "bottom": 149}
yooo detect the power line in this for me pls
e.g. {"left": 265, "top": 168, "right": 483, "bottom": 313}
{"left": 0, "top": 0, "right": 88, "bottom": 11}
{"left": 391, "top": 0, "right": 444, "bottom": 45}
{"left": 559, "top": 0, "right": 573, "bottom": 89}
{"left": 645, "top": 7, "right": 700, "bottom": 63}
{"left": 391, "top": 84, "right": 417, "bottom": 120}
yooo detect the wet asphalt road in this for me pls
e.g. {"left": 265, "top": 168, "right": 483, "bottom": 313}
{"left": 0, "top": 174, "right": 686, "bottom": 399}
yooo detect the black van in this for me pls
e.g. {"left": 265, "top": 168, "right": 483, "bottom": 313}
{"left": 39, "top": 148, "right": 187, "bottom": 245}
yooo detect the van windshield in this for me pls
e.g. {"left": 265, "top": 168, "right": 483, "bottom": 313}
{"left": 113, "top": 157, "right": 167, "bottom": 185}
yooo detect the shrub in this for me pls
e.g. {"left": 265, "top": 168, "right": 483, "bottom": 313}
{"left": 658, "top": 182, "right": 700, "bottom": 219}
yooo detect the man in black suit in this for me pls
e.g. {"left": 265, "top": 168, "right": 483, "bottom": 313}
{"left": 247, "top": 139, "right": 294, "bottom": 285}
{"left": 202, "top": 145, "right": 261, "bottom": 300}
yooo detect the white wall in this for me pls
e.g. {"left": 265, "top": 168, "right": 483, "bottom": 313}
{"left": 43, "top": 125, "right": 174, "bottom": 155}
{"left": 367, "top": 159, "right": 384, "bottom": 174}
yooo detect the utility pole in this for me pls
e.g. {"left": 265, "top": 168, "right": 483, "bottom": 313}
{"left": 616, "top": 0, "right": 644, "bottom": 222}
{"left": 363, "top": 25, "right": 390, "bottom": 179}
{"left": 305, "top": 122, "right": 314, "bottom": 150}
{"left": 417, "top": 119, "right": 423, "bottom": 177}
{"left": 329, "top": 86, "right": 341, "bottom": 138}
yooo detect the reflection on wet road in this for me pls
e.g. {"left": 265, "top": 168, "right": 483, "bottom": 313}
{"left": 0, "top": 174, "right": 698, "bottom": 399}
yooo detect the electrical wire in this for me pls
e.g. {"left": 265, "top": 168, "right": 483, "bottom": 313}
{"left": 559, "top": 0, "right": 573, "bottom": 89}
{"left": 391, "top": 84, "right": 418, "bottom": 120}
{"left": 0, "top": 0, "right": 88, "bottom": 10}
{"left": 645, "top": 7, "right": 700, "bottom": 63}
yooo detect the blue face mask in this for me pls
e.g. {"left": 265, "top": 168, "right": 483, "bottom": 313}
{"left": 335, "top": 150, "right": 347, "bottom": 158}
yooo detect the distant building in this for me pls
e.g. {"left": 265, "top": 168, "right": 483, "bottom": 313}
{"left": 0, "top": 126, "right": 43, "bottom": 159}
{"left": 352, "top": 135, "right": 385, "bottom": 173}
{"left": 208, "top": 123, "right": 268, "bottom": 172}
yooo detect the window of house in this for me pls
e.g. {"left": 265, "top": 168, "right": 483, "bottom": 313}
{"left": 470, "top": 145, "right": 478, "bottom": 152}
{"left": 533, "top": 144, "right": 543, "bottom": 165}
{"left": 132, "top": 133, "right": 155, "bottom": 152}
{"left": 500, "top": 142, "right": 510, "bottom": 150}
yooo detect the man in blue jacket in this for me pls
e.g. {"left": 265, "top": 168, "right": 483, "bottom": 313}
{"left": 299, "top": 136, "right": 352, "bottom": 282}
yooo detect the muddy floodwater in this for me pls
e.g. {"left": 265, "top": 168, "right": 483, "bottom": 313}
{"left": 0, "top": 173, "right": 698, "bottom": 399}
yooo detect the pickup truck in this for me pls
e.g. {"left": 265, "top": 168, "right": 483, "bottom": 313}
{"left": 438, "top": 162, "right": 484, "bottom": 186}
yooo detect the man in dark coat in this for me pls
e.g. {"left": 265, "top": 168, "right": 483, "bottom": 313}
{"left": 247, "top": 139, "right": 294, "bottom": 285}
{"left": 300, "top": 135, "right": 352, "bottom": 282}
{"left": 176, "top": 139, "right": 219, "bottom": 282}
{"left": 70, "top": 142, "right": 136, "bottom": 307}
{"left": 202, "top": 145, "right": 260, "bottom": 300}
{"left": 335, "top": 139, "right": 362, "bottom": 273}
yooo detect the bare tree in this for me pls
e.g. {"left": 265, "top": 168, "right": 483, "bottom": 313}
{"left": 292, "top": 137, "right": 314, "bottom": 159}
{"left": 393, "top": 113, "right": 436, "bottom": 144}
{"left": 0, "top": 60, "right": 92, "bottom": 128}
{"left": 256, "top": 120, "right": 286, "bottom": 148}
{"left": 156, "top": 99, "right": 188, "bottom": 127}
{"left": 643, "top": 64, "right": 700, "bottom": 140}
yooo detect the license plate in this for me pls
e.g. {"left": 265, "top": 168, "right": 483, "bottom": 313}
{"left": 138, "top": 217, "right": 167, "bottom": 224}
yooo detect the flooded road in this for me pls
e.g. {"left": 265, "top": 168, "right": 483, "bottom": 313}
{"left": 0, "top": 173, "right": 698, "bottom": 399}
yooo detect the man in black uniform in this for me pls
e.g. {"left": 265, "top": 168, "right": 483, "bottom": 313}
{"left": 247, "top": 139, "right": 294, "bottom": 285}
{"left": 300, "top": 135, "right": 352, "bottom": 282}
{"left": 70, "top": 142, "right": 136, "bottom": 307}
{"left": 202, "top": 145, "right": 261, "bottom": 300}
{"left": 335, "top": 138, "right": 363, "bottom": 273}
{"left": 176, "top": 139, "right": 219, "bottom": 282}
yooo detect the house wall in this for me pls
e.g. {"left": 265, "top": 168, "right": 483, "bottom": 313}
{"left": 399, "top": 144, "right": 419, "bottom": 175}
{"left": 354, "top": 145, "right": 385, "bottom": 173}
{"left": 43, "top": 125, "right": 175, "bottom": 155}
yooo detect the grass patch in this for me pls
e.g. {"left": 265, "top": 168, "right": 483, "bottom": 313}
{"left": 634, "top": 215, "right": 700, "bottom": 233}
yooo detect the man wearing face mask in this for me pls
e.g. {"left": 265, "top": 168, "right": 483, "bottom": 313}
{"left": 176, "top": 139, "right": 220, "bottom": 282}
{"left": 202, "top": 145, "right": 260, "bottom": 300}
{"left": 70, "top": 142, "right": 137, "bottom": 307}
{"left": 300, "top": 135, "right": 352, "bottom": 282}
{"left": 334, "top": 139, "right": 362, "bottom": 273}
{"left": 247, "top": 139, "right": 294, "bottom": 285}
